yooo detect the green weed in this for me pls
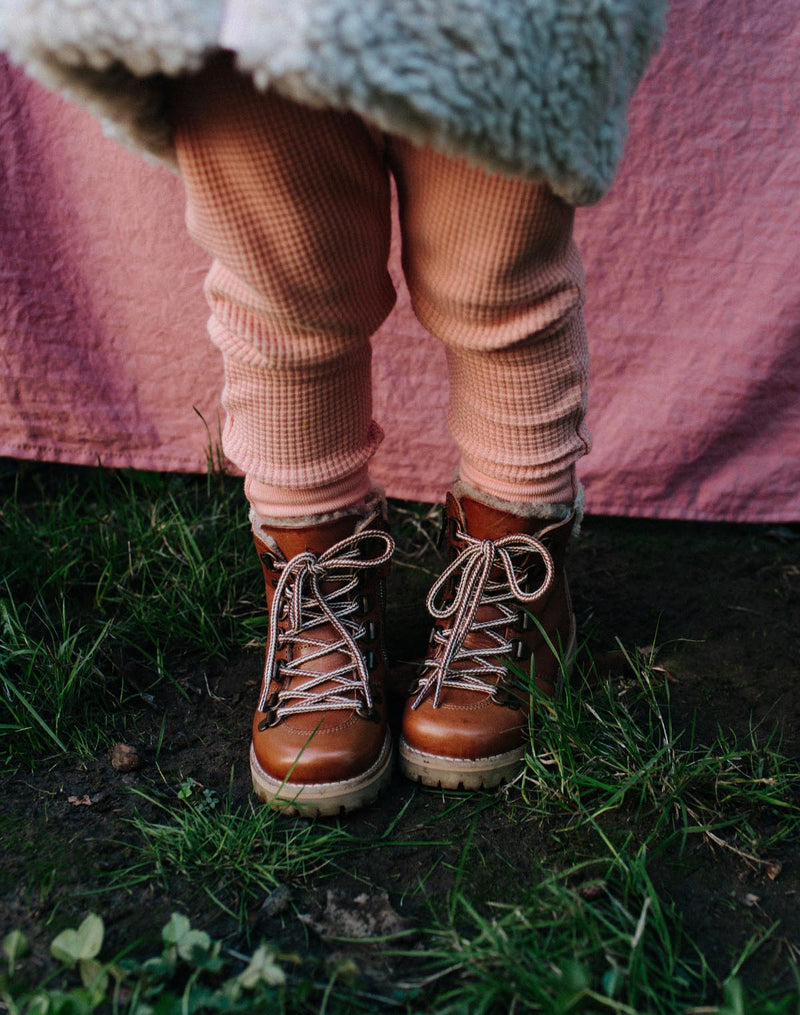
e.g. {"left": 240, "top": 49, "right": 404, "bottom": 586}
{"left": 1, "top": 912, "right": 294, "bottom": 1015}
{"left": 0, "top": 466, "right": 258, "bottom": 762}
{"left": 116, "top": 776, "right": 350, "bottom": 923}
{"left": 515, "top": 646, "right": 800, "bottom": 864}
{"left": 4, "top": 900, "right": 793, "bottom": 1015}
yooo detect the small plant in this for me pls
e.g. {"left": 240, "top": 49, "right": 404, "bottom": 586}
{"left": 50, "top": 913, "right": 106, "bottom": 992}
{"left": 3, "top": 931, "right": 30, "bottom": 977}
{"left": 1, "top": 912, "right": 292, "bottom": 1015}
{"left": 0, "top": 467, "right": 259, "bottom": 763}
{"left": 118, "top": 777, "right": 349, "bottom": 922}
{"left": 515, "top": 645, "right": 800, "bottom": 865}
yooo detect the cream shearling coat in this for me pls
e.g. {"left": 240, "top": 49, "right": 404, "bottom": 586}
{"left": 0, "top": 0, "right": 666, "bottom": 204}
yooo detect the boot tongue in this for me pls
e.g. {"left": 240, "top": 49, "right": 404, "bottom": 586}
{"left": 259, "top": 513, "right": 365, "bottom": 560}
{"left": 453, "top": 493, "right": 537, "bottom": 540}
{"left": 443, "top": 493, "right": 572, "bottom": 669}
{"left": 451, "top": 493, "right": 574, "bottom": 560}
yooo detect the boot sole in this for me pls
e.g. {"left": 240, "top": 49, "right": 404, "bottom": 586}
{"left": 399, "top": 617, "right": 577, "bottom": 791}
{"left": 250, "top": 731, "right": 393, "bottom": 817}
{"left": 398, "top": 741, "right": 525, "bottom": 791}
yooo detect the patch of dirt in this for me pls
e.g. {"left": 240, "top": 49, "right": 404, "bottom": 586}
{"left": 2, "top": 515, "right": 798, "bottom": 1000}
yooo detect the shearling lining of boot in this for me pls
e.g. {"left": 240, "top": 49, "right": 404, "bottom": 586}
{"left": 452, "top": 477, "right": 584, "bottom": 537}
{"left": 250, "top": 485, "right": 387, "bottom": 546}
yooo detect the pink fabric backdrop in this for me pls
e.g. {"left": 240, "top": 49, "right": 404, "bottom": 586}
{"left": 1, "top": 0, "right": 798, "bottom": 522}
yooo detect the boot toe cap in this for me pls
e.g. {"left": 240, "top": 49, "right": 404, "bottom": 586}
{"left": 401, "top": 692, "right": 527, "bottom": 762}
{"left": 251, "top": 709, "right": 387, "bottom": 785}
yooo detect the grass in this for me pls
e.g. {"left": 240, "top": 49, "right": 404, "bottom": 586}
{"left": 409, "top": 665, "right": 800, "bottom": 1012}
{"left": 115, "top": 774, "right": 351, "bottom": 925}
{"left": 412, "top": 873, "right": 799, "bottom": 1014}
{"left": 1, "top": 462, "right": 799, "bottom": 1013}
{"left": 1, "top": 463, "right": 258, "bottom": 762}
{"left": 0, "top": 591, "right": 112, "bottom": 756}
{"left": 417, "top": 853, "right": 708, "bottom": 1014}
{"left": 515, "top": 650, "right": 800, "bottom": 862}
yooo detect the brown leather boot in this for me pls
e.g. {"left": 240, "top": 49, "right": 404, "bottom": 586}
{"left": 399, "top": 490, "right": 576, "bottom": 790}
{"left": 249, "top": 501, "right": 394, "bottom": 815}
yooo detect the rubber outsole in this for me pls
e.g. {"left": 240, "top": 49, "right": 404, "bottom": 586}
{"left": 398, "top": 741, "right": 525, "bottom": 790}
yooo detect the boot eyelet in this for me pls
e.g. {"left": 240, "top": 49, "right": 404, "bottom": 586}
{"left": 428, "top": 625, "right": 442, "bottom": 645}
{"left": 356, "top": 704, "right": 379, "bottom": 722}
{"left": 360, "top": 594, "right": 374, "bottom": 613}
{"left": 257, "top": 709, "right": 279, "bottom": 731}
{"left": 512, "top": 639, "right": 528, "bottom": 660}
{"left": 491, "top": 688, "right": 521, "bottom": 711}
{"left": 366, "top": 650, "right": 375, "bottom": 670}
{"left": 367, "top": 621, "right": 376, "bottom": 641}
{"left": 265, "top": 691, "right": 279, "bottom": 708}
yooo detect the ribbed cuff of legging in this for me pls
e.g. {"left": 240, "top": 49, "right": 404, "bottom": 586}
{"left": 458, "top": 460, "right": 578, "bottom": 506}
{"left": 244, "top": 465, "right": 372, "bottom": 518}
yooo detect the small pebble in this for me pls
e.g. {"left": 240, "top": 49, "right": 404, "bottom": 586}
{"left": 110, "top": 743, "right": 144, "bottom": 772}
{"left": 260, "top": 885, "right": 293, "bottom": 917}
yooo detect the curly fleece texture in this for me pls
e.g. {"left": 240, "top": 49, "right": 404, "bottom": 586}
{"left": 0, "top": 0, "right": 665, "bottom": 203}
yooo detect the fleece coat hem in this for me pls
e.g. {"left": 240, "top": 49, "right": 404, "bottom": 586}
{"left": 0, "top": 0, "right": 666, "bottom": 204}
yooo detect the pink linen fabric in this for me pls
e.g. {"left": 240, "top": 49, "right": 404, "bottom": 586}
{"left": 1, "top": 0, "right": 798, "bottom": 523}
{"left": 169, "top": 55, "right": 587, "bottom": 517}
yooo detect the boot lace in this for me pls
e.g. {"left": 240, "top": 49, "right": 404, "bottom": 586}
{"left": 411, "top": 529, "right": 554, "bottom": 709}
{"left": 258, "top": 530, "right": 394, "bottom": 721}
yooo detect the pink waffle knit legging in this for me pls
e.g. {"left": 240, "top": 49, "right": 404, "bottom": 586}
{"left": 169, "top": 54, "right": 590, "bottom": 517}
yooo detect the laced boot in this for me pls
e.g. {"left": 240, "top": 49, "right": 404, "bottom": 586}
{"left": 250, "top": 500, "right": 395, "bottom": 815}
{"left": 399, "top": 490, "right": 576, "bottom": 790}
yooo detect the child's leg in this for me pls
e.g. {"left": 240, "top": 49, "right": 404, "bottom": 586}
{"left": 169, "top": 54, "right": 396, "bottom": 517}
{"left": 168, "top": 57, "right": 398, "bottom": 813}
{"left": 391, "top": 140, "right": 588, "bottom": 789}
{"left": 391, "top": 138, "right": 589, "bottom": 509}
